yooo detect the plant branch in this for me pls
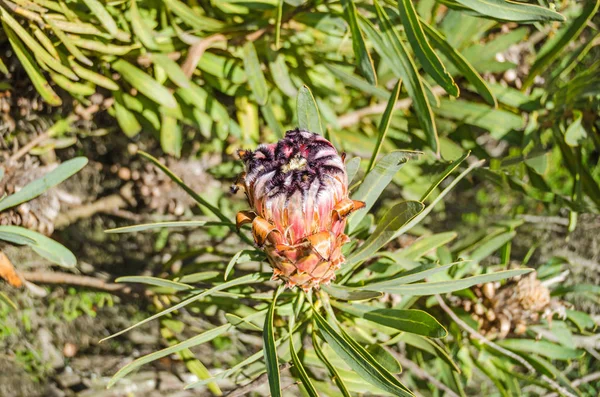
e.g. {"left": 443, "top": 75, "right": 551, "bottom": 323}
{"left": 54, "top": 194, "right": 128, "bottom": 229}
{"left": 19, "top": 271, "right": 134, "bottom": 294}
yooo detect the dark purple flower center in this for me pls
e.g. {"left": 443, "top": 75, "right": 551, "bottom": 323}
{"left": 242, "top": 129, "right": 345, "bottom": 198}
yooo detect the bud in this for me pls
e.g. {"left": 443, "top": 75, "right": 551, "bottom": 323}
{"left": 234, "top": 129, "right": 364, "bottom": 291}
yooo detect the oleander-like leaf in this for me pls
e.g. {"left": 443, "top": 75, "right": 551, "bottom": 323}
{"left": 453, "top": 0, "right": 565, "bottom": 23}
{"left": 313, "top": 309, "right": 414, "bottom": 396}
{"left": 364, "top": 268, "right": 533, "bottom": 295}
{"left": 0, "top": 226, "right": 76, "bottom": 268}
{"left": 341, "top": 0, "right": 377, "bottom": 85}
{"left": 264, "top": 286, "right": 283, "bottom": 397}
{"left": 0, "top": 157, "right": 87, "bottom": 212}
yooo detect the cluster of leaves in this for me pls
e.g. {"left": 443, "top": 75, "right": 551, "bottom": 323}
{"left": 1, "top": 0, "right": 600, "bottom": 395}
{"left": 98, "top": 89, "right": 598, "bottom": 396}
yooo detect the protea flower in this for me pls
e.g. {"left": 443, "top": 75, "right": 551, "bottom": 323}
{"left": 233, "top": 129, "right": 364, "bottom": 291}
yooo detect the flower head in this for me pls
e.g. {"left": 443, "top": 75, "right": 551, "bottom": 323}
{"left": 234, "top": 129, "right": 364, "bottom": 290}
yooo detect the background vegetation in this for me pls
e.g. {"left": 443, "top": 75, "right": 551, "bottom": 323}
{"left": 0, "top": 0, "right": 599, "bottom": 395}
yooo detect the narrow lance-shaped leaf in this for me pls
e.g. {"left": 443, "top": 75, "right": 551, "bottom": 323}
{"left": 297, "top": 85, "right": 323, "bottom": 135}
{"left": 341, "top": 0, "right": 377, "bottom": 85}
{"left": 421, "top": 21, "right": 496, "bottom": 107}
{"left": 345, "top": 201, "right": 424, "bottom": 271}
{"left": 243, "top": 42, "right": 269, "bottom": 105}
{"left": 348, "top": 151, "right": 416, "bottom": 233}
{"left": 0, "top": 226, "right": 76, "bottom": 268}
{"left": 112, "top": 59, "right": 178, "bottom": 109}
{"left": 130, "top": 0, "right": 158, "bottom": 50}
{"left": 0, "top": 9, "right": 79, "bottom": 81}
{"left": 392, "top": 158, "right": 483, "bottom": 241}
{"left": 397, "top": 0, "right": 458, "bottom": 96}
{"left": 313, "top": 309, "right": 414, "bottom": 396}
{"left": 108, "top": 324, "right": 231, "bottom": 387}
{"left": 115, "top": 276, "right": 193, "bottom": 291}
{"left": 160, "top": 113, "right": 182, "bottom": 157}
{"left": 333, "top": 302, "right": 447, "bottom": 338}
{"left": 289, "top": 335, "right": 319, "bottom": 397}
{"left": 264, "top": 286, "right": 283, "bottom": 397}
{"left": 2, "top": 21, "right": 61, "bottom": 106}
{"left": 99, "top": 273, "right": 264, "bottom": 342}
{"left": 366, "top": 2, "right": 438, "bottom": 153}
{"left": 363, "top": 268, "right": 533, "bottom": 295}
{"left": 454, "top": 0, "right": 565, "bottom": 23}
{"left": 311, "top": 332, "right": 352, "bottom": 397}
{"left": 367, "top": 80, "right": 402, "bottom": 173}
{"left": 0, "top": 157, "right": 88, "bottom": 212}
{"left": 523, "top": 0, "right": 599, "bottom": 89}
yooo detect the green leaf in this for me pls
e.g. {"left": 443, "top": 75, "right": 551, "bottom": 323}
{"left": 0, "top": 157, "right": 87, "bottom": 212}
{"left": 150, "top": 53, "right": 190, "bottom": 88}
{"left": 70, "top": 59, "right": 120, "bottom": 91}
{"left": 160, "top": 113, "right": 182, "bottom": 157}
{"left": 82, "top": 0, "right": 119, "bottom": 37}
{"left": 392, "top": 158, "right": 483, "bottom": 243}
{"left": 163, "top": 0, "right": 224, "bottom": 32}
{"left": 435, "top": 99, "right": 523, "bottom": 139}
{"left": 523, "top": 0, "right": 597, "bottom": 88}
{"left": 268, "top": 52, "right": 297, "bottom": 97}
{"left": 2, "top": 21, "right": 61, "bottom": 106}
{"left": 114, "top": 92, "right": 142, "bottom": 137}
{"left": 367, "top": 80, "right": 402, "bottom": 173}
{"left": 108, "top": 323, "right": 231, "bottom": 388}
{"left": 497, "top": 339, "right": 584, "bottom": 361}
{"left": 115, "top": 276, "right": 193, "bottom": 291}
{"left": 312, "top": 333, "right": 352, "bottom": 397}
{"left": 420, "top": 152, "right": 469, "bottom": 202}
{"left": 264, "top": 286, "right": 283, "bottom": 397}
{"left": 112, "top": 59, "right": 178, "bottom": 109}
{"left": 100, "top": 273, "right": 264, "bottom": 342}
{"left": 225, "top": 249, "right": 259, "bottom": 280}
{"left": 226, "top": 313, "right": 262, "bottom": 331}
{"left": 348, "top": 151, "right": 416, "bottom": 233}
{"left": 178, "top": 271, "right": 220, "bottom": 283}
{"left": 468, "top": 231, "right": 516, "bottom": 263}
{"left": 364, "top": 268, "right": 533, "bottom": 296}
{"left": 243, "top": 42, "right": 269, "bottom": 105}
{"left": 341, "top": 0, "right": 377, "bottom": 85}
{"left": 564, "top": 111, "right": 587, "bottom": 147}
{"left": 323, "top": 284, "right": 382, "bottom": 301}
{"left": 366, "top": 262, "right": 462, "bottom": 286}
{"left": 393, "top": 232, "right": 458, "bottom": 261}
{"left": 346, "top": 156, "right": 361, "bottom": 186}
{"left": 130, "top": 0, "right": 158, "bottom": 50}
{"left": 45, "top": 19, "right": 93, "bottom": 67}
{"left": 397, "top": 0, "right": 458, "bottom": 96}
{"left": 366, "top": 2, "right": 438, "bottom": 153}
{"left": 313, "top": 309, "right": 413, "bottom": 396}
{"left": 0, "top": 292, "right": 17, "bottom": 311}
{"left": 345, "top": 201, "right": 424, "bottom": 271}
{"left": 290, "top": 335, "right": 319, "bottom": 397}
{"left": 333, "top": 302, "right": 447, "bottom": 338}
{"left": 453, "top": 0, "right": 565, "bottom": 23}
{"left": 297, "top": 85, "right": 323, "bottom": 135}
{"left": 325, "top": 63, "right": 388, "bottom": 99}
{"left": 366, "top": 344, "right": 401, "bottom": 374}
{"left": 0, "top": 9, "right": 78, "bottom": 81}
{"left": 421, "top": 21, "right": 496, "bottom": 107}
{"left": 105, "top": 221, "right": 223, "bottom": 233}
{"left": 0, "top": 226, "right": 76, "bottom": 268}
